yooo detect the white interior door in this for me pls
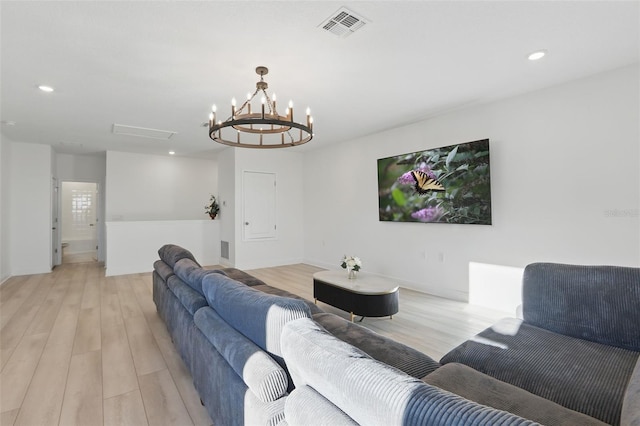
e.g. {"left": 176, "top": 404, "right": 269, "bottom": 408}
{"left": 243, "top": 171, "right": 276, "bottom": 240}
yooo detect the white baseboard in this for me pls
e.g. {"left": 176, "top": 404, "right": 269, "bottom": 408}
{"left": 237, "top": 257, "right": 305, "bottom": 271}
{"left": 0, "top": 274, "right": 12, "bottom": 286}
{"left": 303, "top": 257, "right": 467, "bottom": 302}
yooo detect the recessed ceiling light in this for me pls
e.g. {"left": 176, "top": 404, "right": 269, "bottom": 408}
{"left": 168, "top": 151, "right": 175, "bottom": 155}
{"left": 38, "top": 85, "right": 54, "bottom": 92}
{"left": 527, "top": 50, "right": 547, "bottom": 61}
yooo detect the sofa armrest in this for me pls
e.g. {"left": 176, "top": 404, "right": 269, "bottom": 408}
{"left": 312, "top": 312, "right": 439, "bottom": 378}
{"left": 622, "top": 358, "right": 640, "bottom": 426}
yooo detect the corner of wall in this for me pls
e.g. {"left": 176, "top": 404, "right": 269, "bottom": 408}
{"left": 218, "top": 147, "right": 236, "bottom": 266}
{"left": 0, "top": 137, "right": 13, "bottom": 282}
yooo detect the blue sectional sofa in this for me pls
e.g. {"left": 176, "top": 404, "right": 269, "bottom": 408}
{"left": 152, "top": 244, "right": 437, "bottom": 425}
{"left": 153, "top": 244, "right": 320, "bottom": 425}
{"left": 153, "top": 245, "right": 639, "bottom": 425}
{"left": 279, "top": 263, "right": 639, "bottom": 426}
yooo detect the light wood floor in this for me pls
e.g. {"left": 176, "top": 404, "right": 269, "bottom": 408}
{"left": 0, "top": 261, "right": 509, "bottom": 426}
{"left": 62, "top": 251, "right": 98, "bottom": 264}
{"left": 247, "top": 264, "right": 510, "bottom": 361}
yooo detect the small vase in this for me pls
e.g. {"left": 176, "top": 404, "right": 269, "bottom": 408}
{"left": 347, "top": 268, "right": 357, "bottom": 280}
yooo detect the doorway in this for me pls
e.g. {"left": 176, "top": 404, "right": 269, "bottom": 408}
{"left": 60, "top": 181, "right": 99, "bottom": 264}
{"left": 52, "top": 177, "right": 61, "bottom": 267}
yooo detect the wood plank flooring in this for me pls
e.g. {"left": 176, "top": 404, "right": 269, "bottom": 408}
{"left": 246, "top": 263, "right": 510, "bottom": 361}
{"left": 0, "top": 261, "right": 510, "bottom": 425}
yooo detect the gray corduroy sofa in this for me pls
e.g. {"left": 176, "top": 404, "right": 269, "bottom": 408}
{"left": 153, "top": 244, "right": 319, "bottom": 425}
{"left": 282, "top": 317, "right": 540, "bottom": 425}
{"left": 154, "top": 247, "right": 639, "bottom": 425}
{"left": 280, "top": 263, "right": 640, "bottom": 426}
{"left": 439, "top": 263, "right": 640, "bottom": 426}
{"left": 152, "top": 244, "right": 438, "bottom": 425}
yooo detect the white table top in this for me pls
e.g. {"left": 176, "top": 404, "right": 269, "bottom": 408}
{"left": 313, "top": 270, "right": 399, "bottom": 295}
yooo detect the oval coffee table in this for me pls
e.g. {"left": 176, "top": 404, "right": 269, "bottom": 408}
{"left": 313, "top": 270, "right": 399, "bottom": 322}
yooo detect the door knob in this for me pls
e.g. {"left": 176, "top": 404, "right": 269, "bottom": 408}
{"left": 245, "top": 222, "right": 249, "bottom": 225}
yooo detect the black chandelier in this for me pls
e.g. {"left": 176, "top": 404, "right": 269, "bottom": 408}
{"left": 208, "top": 66, "right": 313, "bottom": 148}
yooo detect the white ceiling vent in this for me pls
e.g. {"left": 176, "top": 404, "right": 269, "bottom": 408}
{"left": 319, "top": 7, "right": 368, "bottom": 38}
{"left": 112, "top": 124, "right": 177, "bottom": 140}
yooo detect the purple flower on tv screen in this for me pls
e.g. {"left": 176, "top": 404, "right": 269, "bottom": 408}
{"left": 397, "top": 171, "right": 414, "bottom": 185}
{"left": 411, "top": 207, "right": 443, "bottom": 222}
{"left": 417, "top": 163, "right": 436, "bottom": 178}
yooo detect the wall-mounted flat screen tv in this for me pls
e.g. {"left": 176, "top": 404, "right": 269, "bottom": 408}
{"left": 377, "top": 138, "right": 492, "bottom": 225}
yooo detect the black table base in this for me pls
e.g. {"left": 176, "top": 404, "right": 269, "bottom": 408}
{"left": 313, "top": 278, "right": 399, "bottom": 322}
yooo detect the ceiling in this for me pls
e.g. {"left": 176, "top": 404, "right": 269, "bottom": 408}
{"left": 1, "top": 1, "right": 638, "bottom": 159}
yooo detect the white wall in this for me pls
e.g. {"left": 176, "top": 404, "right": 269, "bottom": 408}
{"left": 303, "top": 65, "right": 640, "bottom": 302}
{"left": 57, "top": 152, "right": 106, "bottom": 182}
{"left": 217, "top": 148, "right": 236, "bottom": 266}
{"left": 105, "top": 220, "right": 220, "bottom": 276}
{"left": 104, "top": 151, "right": 219, "bottom": 274}
{"left": 226, "top": 148, "right": 305, "bottom": 270}
{"left": 0, "top": 138, "right": 11, "bottom": 283}
{"left": 105, "top": 151, "right": 218, "bottom": 221}
{"left": 8, "top": 142, "right": 53, "bottom": 275}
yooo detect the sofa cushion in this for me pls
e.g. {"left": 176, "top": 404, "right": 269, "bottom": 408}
{"left": 440, "top": 317, "right": 639, "bottom": 425}
{"left": 312, "top": 312, "right": 439, "bottom": 378}
{"left": 622, "top": 359, "right": 640, "bottom": 426}
{"left": 202, "top": 273, "right": 312, "bottom": 360}
{"left": 252, "top": 284, "right": 323, "bottom": 315}
{"left": 167, "top": 275, "right": 208, "bottom": 316}
{"left": 284, "top": 385, "right": 358, "bottom": 426}
{"left": 158, "top": 244, "right": 200, "bottom": 268}
{"left": 281, "top": 318, "right": 536, "bottom": 426}
{"left": 174, "top": 258, "right": 226, "bottom": 296}
{"left": 522, "top": 262, "right": 640, "bottom": 351}
{"left": 423, "top": 363, "right": 607, "bottom": 425}
{"left": 221, "top": 267, "right": 268, "bottom": 287}
{"left": 194, "top": 307, "right": 288, "bottom": 403}
{"left": 153, "top": 259, "right": 175, "bottom": 281}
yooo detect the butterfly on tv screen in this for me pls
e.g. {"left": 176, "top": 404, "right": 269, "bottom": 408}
{"left": 410, "top": 170, "right": 445, "bottom": 194}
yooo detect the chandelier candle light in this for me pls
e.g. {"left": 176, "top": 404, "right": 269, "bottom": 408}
{"left": 209, "top": 66, "right": 313, "bottom": 148}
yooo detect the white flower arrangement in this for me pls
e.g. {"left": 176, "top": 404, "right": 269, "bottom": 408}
{"left": 341, "top": 255, "right": 362, "bottom": 272}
